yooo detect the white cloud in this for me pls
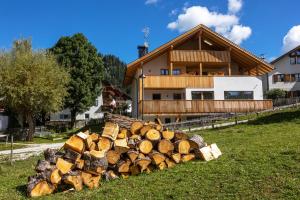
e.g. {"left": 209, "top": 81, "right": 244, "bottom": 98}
{"left": 169, "top": 9, "right": 178, "bottom": 16}
{"left": 167, "top": 0, "right": 251, "bottom": 45}
{"left": 282, "top": 25, "right": 300, "bottom": 52}
{"left": 228, "top": 0, "right": 242, "bottom": 14}
{"left": 145, "top": 0, "right": 158, "bottom": 5}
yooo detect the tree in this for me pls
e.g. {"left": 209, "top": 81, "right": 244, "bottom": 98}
{"left": 0, "top": 39, "right": 69, "bottom": 141}
{"left": 49, "top": 33, "right": 104, "bottom": 127}
{"left": 266, "top": 89, "right": 286, "bottom": 100}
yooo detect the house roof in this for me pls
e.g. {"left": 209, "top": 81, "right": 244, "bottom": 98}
{"left": 271, "top": 44, "right": 300, "bottom": 64}
{"left": 124, "top": 24, "right": 273, "bottom": 85}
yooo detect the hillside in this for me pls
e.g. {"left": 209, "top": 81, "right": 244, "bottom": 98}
{"left": 0, "top": 108, "right": 299, "bottom": 199}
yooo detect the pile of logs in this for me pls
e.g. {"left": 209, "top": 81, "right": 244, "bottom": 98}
{"left": 27, "top": 114, "right": 221, "bottom": 197}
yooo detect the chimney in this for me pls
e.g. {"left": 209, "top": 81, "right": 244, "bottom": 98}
{"left": 137, "top": 43, "right": 149, "bottom": 58}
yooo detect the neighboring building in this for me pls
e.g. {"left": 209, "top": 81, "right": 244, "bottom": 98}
{"left": 124, "top": 24, "right": 273, "bottom": 123}
{"left": 263, "top": 45, "right": 300, "bottom": 97}
{"left": 50, "top": 82, "right": 131, "bottom": 127}
{"left": 0, "top": 100, "right": 8, "bottom": 132}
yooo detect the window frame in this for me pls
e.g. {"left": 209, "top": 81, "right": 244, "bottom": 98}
{"left": 160, "top": 69, "right": 169, "bottom": 75}
{"left": 172, "top": 69, "right": 181, "bottom": 75}
{"left": 173, "top": 93, "right": 182, "bottom": 100}
{"left": 224, "top": 91, "right": 254, "bottom": 100}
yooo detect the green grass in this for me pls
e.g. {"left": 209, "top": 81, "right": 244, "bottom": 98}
{"left": 0, "top": 108, "right": 300, "bottom": 199}
{"left": 0, "top": 143, "right": 27, "bottom": 151}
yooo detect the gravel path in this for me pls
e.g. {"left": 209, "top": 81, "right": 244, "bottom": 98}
{"left": 0, "top": 143, "right": 64, "bottom": 162}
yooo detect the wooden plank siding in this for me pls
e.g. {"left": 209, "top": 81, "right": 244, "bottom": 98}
{"left": 142, "top": 76, "right": 214, "bottom": 89}
{"left": 139, "top": 100, "right": 273, "bottom": 114}
{"left": 170, "top": 50, "right": 230, "bottom": 63}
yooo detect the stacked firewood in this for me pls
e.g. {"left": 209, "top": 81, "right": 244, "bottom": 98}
{"left": 27, "top": 114, "right": 222, "bottom": 197}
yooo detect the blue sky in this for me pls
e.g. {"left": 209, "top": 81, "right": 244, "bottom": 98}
{"left": 1, "top": 0, "right": 300, "bottom": 63}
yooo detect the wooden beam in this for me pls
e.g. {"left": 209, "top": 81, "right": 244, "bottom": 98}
{"left": 228, "top": 63, "right": 231, "bottom": 76}
{"left": 198, "top": 31, "right": 202, "bottom": 50}
{"left": 170, "top": 62, "right": 173, "bottom": 75}
{"left": 199, "top": 63, "right": 203, "bottom": 75}
{"left": 169, "top": 46, "right": 173, "bottom": 75}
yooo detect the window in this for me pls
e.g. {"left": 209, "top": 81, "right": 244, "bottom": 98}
{"left": 152, "top": 93, "right": 161, "bottom": 100}
{"left": 172, "top": 69, "right": 181, "bottom": 75}
{"left": 297, "top": 57, "right": 300, "bottom": 64}
{"left": 191, "top": 91, "right": 214, "bottom": 100}
{"left": 165, "top": 118, "right": 171, "bottom": 124}
{"left": 290, "top": 57, "right": 296, "bottom": 65}
{"left": 85, "top": 114, "right": 90, "bottom": 119}
{"left": 59, "top": 114, "right": 69, "bottom": 120}
{"left": 296, "top": 73, "right": 300, "bottom": 82}
{"left": 289, "top": 50, "right": 300, "bottom": 64}
{"left": 273, "top": 74, "right": 285, "bottom": 82}
{"left": 95, "top": 99, "right": 99, "bottom": 107}
{"left": 160, "top": 69, "right": 169, "bottom": 75}
{"left": 173, "top": 93, "right": 182, "bottom": 100}
{"left": 224, "top": 91, "right": 254, "bottom": 100}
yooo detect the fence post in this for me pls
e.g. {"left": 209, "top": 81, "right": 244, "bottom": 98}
{"left": 10, "top": 135, "right": 13, "bottom": 166}
{"left": 235, "top": 113, "right": 238, "bottom": 125}
{"left": 212, "top": 120, "right": 215, "bottom": 129}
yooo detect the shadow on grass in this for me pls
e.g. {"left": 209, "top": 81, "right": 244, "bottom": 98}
{"left": 249, "top": 109, "right": 300, "bottom": 125}
{"left": 16, "top": 184, "right": 27, "bottom": 197}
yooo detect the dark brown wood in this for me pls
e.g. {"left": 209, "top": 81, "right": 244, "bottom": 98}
{"left": 27, "top": 173, "right": 55, "bottom": 197}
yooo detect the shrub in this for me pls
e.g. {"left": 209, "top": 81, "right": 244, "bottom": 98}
{"left": 266, "top": 89, "right": 286, "bottom": 100}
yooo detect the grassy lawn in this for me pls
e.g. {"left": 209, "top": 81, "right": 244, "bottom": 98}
{"left": 0, "top": 143, "right": 27, "bottom": 151}
{"left": 0, "top": 108, "right": 299, "bottom": 199}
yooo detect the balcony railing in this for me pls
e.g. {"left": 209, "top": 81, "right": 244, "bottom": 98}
{"left": 142, "top": 75, "right": 214, "bottom": 89}
{"left": 139, "top": 100, "right": 273, "bottom": 114}
{"left": 170, "top": 50, "right": 230, "bottom": 63}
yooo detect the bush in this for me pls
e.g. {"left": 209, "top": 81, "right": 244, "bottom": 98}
{"left": 266, "top": 89, "right": 286, "bottom": 100}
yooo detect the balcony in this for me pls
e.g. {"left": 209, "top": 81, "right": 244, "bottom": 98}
{"left": 170, "top": 50, "right": 230, "bottom": 63}
{"left": 139, "top": 100, "right": 273, "bottom": 115}
{"left": 142, "top": 75, "right": 214, "bottom": 89}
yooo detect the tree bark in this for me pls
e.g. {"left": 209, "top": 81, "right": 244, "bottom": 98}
{"left": 26, "top": 112, "right": 35, "bottom": 141}
{"left": 70, "top": 110, "right": 76, "bottom": 129}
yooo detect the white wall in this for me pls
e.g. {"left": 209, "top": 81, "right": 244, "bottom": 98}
{"left": 268, "top": 55, "right": 300, "bottom": 91}
{"left": 143, "top": 53, "right": 168, "bottom": 76}
{"left": 50, "top": 95, "right": 104, "bottom": 121}
{"left": 0, "top": 115, "right": 8, "bottom": 131}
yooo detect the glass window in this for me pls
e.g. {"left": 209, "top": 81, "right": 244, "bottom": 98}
{"left": 160, "top": 69, "right": 169, "bottom": 75}
{"left": 173, "top": 93, "right": 182, "bottom": 100}
{"left": 152, "top": 93, "right": 161, "bottom": 100}
{"left": 95, "top": 99, "right": 98, "bottom": 107}
{"left": 203, "top": 92, "right": 214, "bottom": 100}
{"left": 60, "top": 114, "right": 69, "bottom": 120}
{"left": 290, "top": 57, "right": 296, "bottom": 65}
{"left": 297, "top": 57, "right": 300, "bottom": 64}
{"left": 296, "top": 74, "right": 300, "bottom": 82}
{"left": 85, "top": 114, "right": 90, "bottom": 119}
{"left": 172, "top": 69, "right": 181, "bottom": 75}
{"left": 191, "top": 91, "right": 202, "bottom": 100}
{"left": 224, "top": 91, "right": 254, "bottom": 100}
{"left": 165, "top": 118, "right": 171, "bottom": 124}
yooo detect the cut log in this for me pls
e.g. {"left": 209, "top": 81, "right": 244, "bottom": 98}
{"left": 75, "top": 159, "right": 84, "bottom": 170}
{"left": 138, "top": 140, "right": 153, "bottom": 154}
{"left": 162, "top": 130, "right": 175, "bottom": 140}
{"left": 198, "top": 146, "right": 214, "bottom": 161}
{"left": 157, "top": 139, "right": 174, "bottom": 155}
{"left": 158, "top": 161, "right": 167, "bottom": 170}
{"left": 117, "top": 159, "right": 131, "bottom": 173}
{"left": 146, "top": 165, "right": 154, "bottom": 174}
{"left": 210, "top": 143, "right": 222, "bottom": 159}
{"left": 56, "top": 158, "right": 73, "bottom": 174}
{"left": 105, "top": 113, "right": 142, "bottom": 130}
{"left": 120, "top": 172, "right": 130, "bottom": 179}
{"left": 189, "top": 135, "right": 206, "bottom": 150}
{"left": 83, "top": 151, "right": 108, "bottom": 175}
{"left": 102, "top": 122, "right": 119, "bottom": 141}
{"left": 107, "top": 150, "right": 121, "bottom": 165}
{"left": 156, "top": 124, "right": 163, "bottom": 132}
{"left": 35, "top": 160, "right": 51, "bottom": 172}
{"left": 149, "top": 151, "right": 166, "bottom": 165}
{"left": 81, "top": 171, "right": 101, "bottom": 189}
{"left": 140, "top": 125, "right": 152, "bottom": 136}
{"left": 104, "top": 170, "right": 119, "bottom": 181}
{"left": 174, "top": 140, "right": 190, "bottom": 154}
{"left": 63, "top": 171, "right": 83, "bottom": 191}
{"left": 171, "top": 153, "right": 181, "bottom": 164}
{"left": 138, "top": 153, "right": 146, "bottom": 159}
{"left": 130, "top": 121, "right": 144, "bottom": 135}
{"left": 165, "top": 158, "right": 176, "bottom": 168}
{"left": 135, "top": 157, "right": 151, "bottom": 172}
{"left": 89, "top": 133, "right": 100, "bottom": 142}
{"left": 174, "top": 130, "right": 189, "bottom": 141}
{"left": 181, "top": 154, "right": 195, "bottom": 162}
{"left": 47, "top": 168, "right": 61, "bottom": 184}
{"left": 127, "top": 150, "right": 139, "bottom": 162}
{"left": 44, "top": 149, "right": 58, "bottom": 164}
{"left": 27, "top": 174, "right": 55, "bottom": 197}
{"left": 114, "top": 138, "right": 130, "bottom": 154}
{"left": 117, "top": 129, "right": 128, "bottom": 139}
{"left": 64, "top": 148, "right": 81, "bottom": 162}
{"left": 145, "top": 129, "right": 161, "bottom": 142}
{"left": 154, "top": 118, "right": 163, "bottom": 126}
{"left": 97, "top": 137, "right": 112, "bottom": 152}
{"left": 76, "top": 132, "right": 89, "bottom": 140}
{"left": 64, "top": 135, "right": 85, "bottom": 153}
{"left": 130, "top": 165, "right": 140, "bottom": 176}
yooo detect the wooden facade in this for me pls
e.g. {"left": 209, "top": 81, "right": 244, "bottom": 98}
{"left": 139, "top": 100, "right": 273, "bottom": 115}
{"left": 142, "top": 75, "right": 214, "bottom": 89}
{"left": 170, "top": 50, "right": 230, "bottom": 63}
